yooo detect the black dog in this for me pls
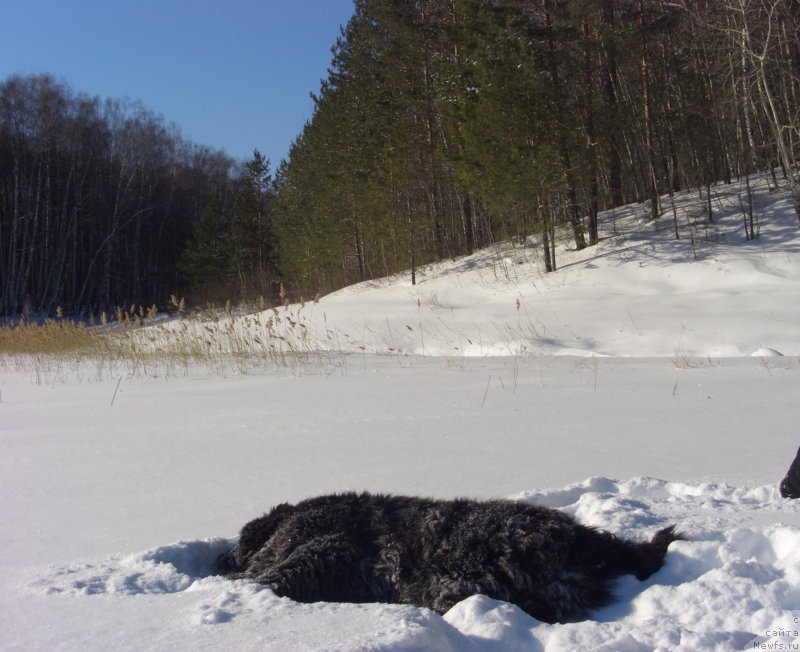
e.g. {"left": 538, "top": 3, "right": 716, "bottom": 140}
{"left": 216, "top": 492, "right": 680, "bottom": 624}
{"left": 781, "top": 446, "right": 800, "bottom": 499}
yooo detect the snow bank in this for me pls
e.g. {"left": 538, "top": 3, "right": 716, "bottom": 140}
{"left": 96, "top": 172, "right": 800, "bottom": 370}
{"left": 25, "top": 477, "right": 800, "bottom": 651}
{"left": 271, "top": 174, "right": 800, "bottom": 360}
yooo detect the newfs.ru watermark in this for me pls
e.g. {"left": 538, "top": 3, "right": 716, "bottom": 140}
{"left": 746, "top": 614, "right": 800, "bottom": 650}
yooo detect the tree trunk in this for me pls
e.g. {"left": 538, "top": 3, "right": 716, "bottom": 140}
{"left": 639, "top": 0, "right": 659, "bottom": 221}
{"left": 602, "top": 0, "right": 623, "bottom": 208}
{"left": 583, "top": 14, "right": 600, "bottom": 245}
{"left": 461, "top": 191, "right": 474, "bottom": 256}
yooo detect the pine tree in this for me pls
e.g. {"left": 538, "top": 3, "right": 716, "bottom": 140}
{"left": 179, "top": 150, "right": 278, "bottom": 302}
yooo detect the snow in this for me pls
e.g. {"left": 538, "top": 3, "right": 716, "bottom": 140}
{"left": 2, "top": 174, "right": 800, "bottom": 650}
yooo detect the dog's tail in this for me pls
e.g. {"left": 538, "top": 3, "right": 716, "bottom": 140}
{"left": 625, "top": 525, "right": 684, "bottom": 581}
{"left": 534, "top": 525, "right": 684, "bottom": 623}
{"left": 583, "top": 524, "right": 683, "bottom": 583}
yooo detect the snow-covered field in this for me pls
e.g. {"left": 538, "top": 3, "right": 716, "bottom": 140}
{"left": 3, "top": 175, "right": 800, "bottom": 650}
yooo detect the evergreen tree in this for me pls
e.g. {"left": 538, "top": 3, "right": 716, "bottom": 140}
{"left": 270, "top": 0, "right": 800, "bottom": 296}
{"left": 179, "top": 150, "right": 278, "bottom": 302}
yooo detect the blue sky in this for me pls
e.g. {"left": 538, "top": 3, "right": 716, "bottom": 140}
{"left": 1, "top": 0, "right": 355, "bottom": 165}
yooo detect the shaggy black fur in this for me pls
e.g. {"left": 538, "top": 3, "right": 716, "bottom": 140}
{"left": 215, "top": 492, "right": 681, "bottom": 623}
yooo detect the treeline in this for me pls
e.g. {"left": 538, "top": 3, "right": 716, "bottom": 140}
{"left": 3, "top": 1, "right": 800, "bottom": 316}
{"left": 0, "top": 74, "right": 277, "bottom": 316}
{"left": 272, "top": 0, "right": 800, "bottom": 295}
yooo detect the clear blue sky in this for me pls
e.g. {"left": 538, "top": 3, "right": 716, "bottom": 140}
{"left": 0, "top": 0, "right": 355, "bottom": 165}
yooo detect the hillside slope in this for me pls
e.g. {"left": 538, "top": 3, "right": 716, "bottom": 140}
{"left": 290, "top": 173, "right": 799, "bottom": 358}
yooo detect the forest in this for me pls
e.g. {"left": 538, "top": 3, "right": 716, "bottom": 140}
{"left": 0, "top": 75, "right": 230, "bottom": 315}
{"left": 1, "top": 0, "right": 799, "bottom": 316}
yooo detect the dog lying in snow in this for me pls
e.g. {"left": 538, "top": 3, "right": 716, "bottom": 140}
{"left": 215, "top": 492, "right": 681, "bottom": 623}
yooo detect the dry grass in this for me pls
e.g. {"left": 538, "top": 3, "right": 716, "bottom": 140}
{"left": 0, "top": 299, "right": 346, "bottom": 383}
{"left": 0, "top": 319, "right": 101, "bottom": 355}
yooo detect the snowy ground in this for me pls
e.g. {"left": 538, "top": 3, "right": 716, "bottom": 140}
{"left": 2, "top": 175, "right": 800, "bottom": 650}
